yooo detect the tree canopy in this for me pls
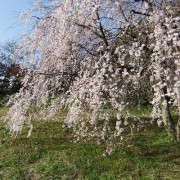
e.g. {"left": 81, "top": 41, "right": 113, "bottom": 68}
{"left": 4, "top": 0, "right": 180, "bottom": 153}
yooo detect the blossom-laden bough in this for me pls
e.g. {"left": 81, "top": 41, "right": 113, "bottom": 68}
{"left": 4, "top": 0, "right": 180, "bottom": 154}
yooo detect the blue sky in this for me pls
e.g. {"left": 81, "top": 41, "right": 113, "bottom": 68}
{"left": 0, "top": 0, "right": 33, "bottom": 43}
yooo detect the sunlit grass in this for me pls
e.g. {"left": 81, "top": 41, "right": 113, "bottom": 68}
{"left": 0, "top": 107, "right": 180, "bottom": 180}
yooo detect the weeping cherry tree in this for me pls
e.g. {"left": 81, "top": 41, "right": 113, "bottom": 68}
{"left": 4, "top": 0, "right": 180, "bottom": 153}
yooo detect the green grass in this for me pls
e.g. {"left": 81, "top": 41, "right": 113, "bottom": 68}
{"left": 128, "top": 105, "right": 152, "bottom": 117}
{"left": 0, "top": 107, "right": 180, "bottom": 180}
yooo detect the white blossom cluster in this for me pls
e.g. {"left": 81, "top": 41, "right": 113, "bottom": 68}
{"left": 149, "top": 8, "right": 180, "bottom": 125}
{"left": 4, "top": 1, "right": 180, "bottom": 150}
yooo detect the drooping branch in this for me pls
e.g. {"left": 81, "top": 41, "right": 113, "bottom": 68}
{"left": 95, "top": 10, "right": 109, "bottom": 46}
{"left": 75, "top": 22, "right": 109, "bottom": 46}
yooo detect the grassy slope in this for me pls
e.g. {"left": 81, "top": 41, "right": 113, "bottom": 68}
{"left": 0, "top": 107, "right": 180, "bottom": 180}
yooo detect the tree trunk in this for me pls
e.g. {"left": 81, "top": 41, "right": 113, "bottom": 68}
{"left": 176, "top": 120, "right": 180, "bottom": 142}
{"left": 162, "top": 99, "right": 177, "bottom": 141}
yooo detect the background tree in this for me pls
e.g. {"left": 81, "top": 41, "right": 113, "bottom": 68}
{"left": 0, "top": 40, "right": 24, "bottom": 92}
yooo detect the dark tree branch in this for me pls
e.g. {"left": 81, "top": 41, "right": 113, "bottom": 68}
{"left": 131, "top": 10, "right": 150, "bottom": 16}
{"left": 96, "top": 11, "right": 109, "bottom": 46}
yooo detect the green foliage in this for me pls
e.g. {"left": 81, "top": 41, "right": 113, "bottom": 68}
{"left": 0, "top": 107, "right": 180, "bottom": 179}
